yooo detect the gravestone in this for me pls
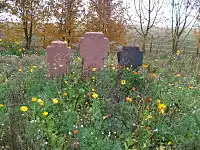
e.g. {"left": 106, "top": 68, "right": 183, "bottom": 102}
{"left": 79, "top": 32, "right": 109, "bottom": 71}
{"left": 117, "top": 46, "right": 143, "bottom": 70}
{"left": 46, "top": 41, "right": 72, "bottom": 78}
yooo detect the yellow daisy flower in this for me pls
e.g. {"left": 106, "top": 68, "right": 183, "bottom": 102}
{"left": 146, "top": 115, "right": 153, "bottom": 119}
{"left": 151, "top": 73, "right": 157, "bottom": 77}
{"left": 52, "top": 98, "right": 58, "bottom": 104}
{"left": 32, "top": 97, "right": 37, "bottom": 102}
{"left": 92, "top": 68, "right": 97, "bottom": 71}
{"left": 125, "top": 97, "right": 132, "bottom": 102}
{"left": 42, "top": 111, "right": 48, "bottom": 116}
{"left": 37, "top": 99, "right": 44, "bottom": 106}
{"left": 63, "top": 93, "right": 67, "bottom": 96}
{"left": 142, "top": 64, "right": 149, "bottom": 68}
{"left": 92, "top": 93, "right": 98, "bottom": 99}
{"left": 20, "top": 106, "right": 28, "bottom": 112}
{"left": 177, "top": 50, "right": 181, "bottom": 55}
{"left": 121, "top": 80, "right": 126, "bottom": 85}
{"left": 112, "top": 67, "right": 115, "bottom": 70}
{"left": 0, "top": 104, "right": 4, "bottom": 108}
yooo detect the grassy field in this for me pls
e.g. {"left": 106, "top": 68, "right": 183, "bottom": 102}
{"left": 0, "top": 41, "right": 200, "bottom": 150}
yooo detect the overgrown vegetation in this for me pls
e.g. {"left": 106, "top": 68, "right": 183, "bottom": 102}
{"left": 0, "top": 41, "right": 199, "bottom": 150}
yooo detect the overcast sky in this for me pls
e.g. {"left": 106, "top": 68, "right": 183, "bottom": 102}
{"left": 0, "top": 0, "right": 198, "bottom": 28}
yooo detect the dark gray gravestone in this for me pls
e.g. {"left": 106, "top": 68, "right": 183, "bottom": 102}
{"left": 117, "top": 46, "right": 143, "bottom": 70}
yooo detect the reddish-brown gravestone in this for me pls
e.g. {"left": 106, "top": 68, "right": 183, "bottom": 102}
{"left": 46, "top": 41, "right": 72, "bottom": 78}
{"left": 79, "top": 32, "right": 109, "bottom": 71}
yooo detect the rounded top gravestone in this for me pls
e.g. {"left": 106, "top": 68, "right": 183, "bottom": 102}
{"left": 79, "top": 32, "right": 109, "bottom": 71}
{"left": 46, "top": 41, "right": 72, "bottom": 78}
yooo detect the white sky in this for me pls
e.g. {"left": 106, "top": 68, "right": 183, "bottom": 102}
{"left": 0, "top": 0, "right": 198, "bottom": 28}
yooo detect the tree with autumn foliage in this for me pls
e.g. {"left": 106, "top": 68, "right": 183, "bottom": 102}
{"left": 48, "top": 0, "right": 83, "bottom": 47}
{"left": 6, "top": 0, "right": 45, "bottom": 49}
{"left": 84, "top": 0, "right": 127, "bottom": 49}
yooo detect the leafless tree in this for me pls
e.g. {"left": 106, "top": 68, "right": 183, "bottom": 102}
{"left": 170, "top": 0, "right": 200, "bottom": 53}
{"left": 126, "top": 0, "right": 165, "bottom": 52}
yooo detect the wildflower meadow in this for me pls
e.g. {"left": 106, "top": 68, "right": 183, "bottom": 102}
{"left": 0, "top": 39, "right": 200, "bottom": 150}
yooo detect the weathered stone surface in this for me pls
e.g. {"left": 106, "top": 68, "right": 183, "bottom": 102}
{"left": 46, "top": 41, "right": 72, "bottom": 78}
{"left": 117, "top": 46, "right": 143, "bottom": 70}
{"left": 79, "top": 32, "right": 109, "bottom": 71}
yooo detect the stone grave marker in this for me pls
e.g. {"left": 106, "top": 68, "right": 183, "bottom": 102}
{"left": 46, "top": 41, "right": 72, "bottom": 78}
{"left": 117, "top": 46, "right": 143, "bottom": 70}
{"left": 79, "top": 32, "right": 109, "bottom": 71}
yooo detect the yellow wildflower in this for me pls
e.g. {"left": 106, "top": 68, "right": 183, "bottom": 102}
{"left": 112, "top": 67, "right": 115, "bottom": 70}
{"left": 151, "top": 73, "right": 157, "bottom": 77}
{"left": 92, "top": 93, "right": 98, "bottom": 99}
{"left": 168, "top": 142, "right": 172, "bottom": 145}
{"left": 18, "top": 49, "right": 22, "bottom": 52}
{"left": 20, "top": 106, "right": 28, "bottom": 112}
{"left": 52, "top": 98, "right": 58, "bottom": 104}
{"left": 142, "top": 64, "right": 149, "bottom": 68}
{"left": 0, "top": 39, "right": 2, "bottom": 42}
{"left": 177, "top": 50, "right": 181, "bottom": 55}
{"left": 32, "top": 66, "right": 37, "bottom": 69}
{"left": 37, "top": 99, "right": 43, "bottom": 103}
{"left": 30, "top": 69, "right": 33, "bottom": 73}
{"left": 92, "top": 68, "right": 97, "bottom": 71}
{"left": 126, "top": 97, "right": 132, "bottom": 102}
{"left": 37, "top": 99, "right": 44, "bottom": 106}
{"left": 158, "top": 103, "right": 166, "bottom": 110}
{"left": 0, "top": 104, "right": 4, "bottom": 108}
{"left": 18, "top": 68, "right": 22, "bottom": 72}
{"left": 32, "top": 97, "right": 37, "bottom": 102}
{"left": 92, "top": 76, "right": 96, "bottom": 79}
{"left": 146, "top": 115, "right": 153, "bottom": 119}
{"left": 157, "top": 99, "right": 161, "bottom": 105}
{"left": 121, "top": 80, "right": 126, "bottom": 85}
{"left": 63, "top": 93, "right": 67, "bottom": 96}
{"left": 42, "top": 111, "right": 48, "bottom": 116}
{"left": 92, "top": 88, "right": 95, "bottom": 92}
{"left": 148, "top": 98, "right": 153, "bottom": 102}
{"left": 158, "top": 103, "right": 167, "bottom": 114}
{"left": 159, "top": 109, "right": 165, "bottom": 114}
